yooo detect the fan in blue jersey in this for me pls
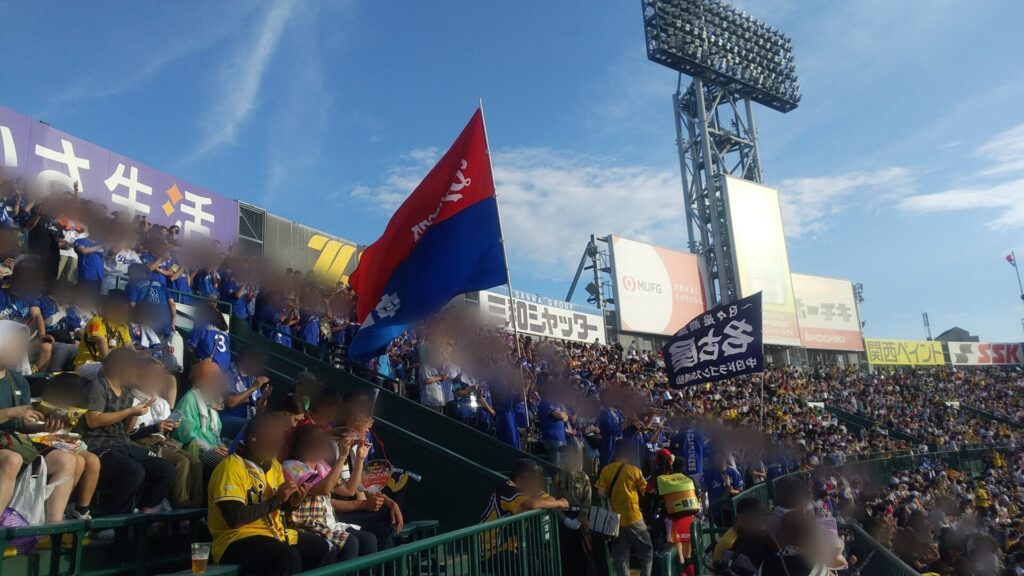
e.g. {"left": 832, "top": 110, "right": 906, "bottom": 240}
{"left": 125, "top": 263, "right": 175, "bottom": 336}
{"left": 217, "top": 259, "right": 253, "bottom": 320}
{"left": 188, "top": 302, "right": 231, "bottom": 374}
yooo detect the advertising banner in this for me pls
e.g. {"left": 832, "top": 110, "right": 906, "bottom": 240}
{"left": 865, "top": 339, "right": 945, "bottom": 366}
{"left": 478, "top": 289, "right": 606, "bottom": 344}
{"left": 723, "top": 176, "right": 802, "bottom": 347}
{"left": 0, "top": 104, "right": 238, "bottom": 243}
{"left": 791, "top": 274, "right": 863, "bottom": 351}
{"left": 609, "top": 236, "right": 705, "bottom": 336}
{"left": 260, "top": 211, "right": 362, "bottom": 286}
{"left": 947, "top": 342, "right": 1024, "bottom": 366}
{"left": 662, "top": 292, "right": 764, "bottom": 388}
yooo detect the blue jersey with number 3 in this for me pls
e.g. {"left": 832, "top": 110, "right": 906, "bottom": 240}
{"left": 189, "top": 324, "right": 231, "bottom": 373}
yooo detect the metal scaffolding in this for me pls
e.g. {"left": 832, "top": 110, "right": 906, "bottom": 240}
{"left": 674, "top": 74, "right": 765, "bottom": 307}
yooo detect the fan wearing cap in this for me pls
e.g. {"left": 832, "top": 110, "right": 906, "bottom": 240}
{"left": 0, "top": 257, "right": 57, "bottom": 371}
{"left": 654, "top": 455, "right": 701, "bottom": 576}
{"left": 480, "top": 459, "right": 568, "bottom": 564}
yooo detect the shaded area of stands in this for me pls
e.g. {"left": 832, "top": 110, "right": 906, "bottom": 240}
{"left": 230, "top": 319, "right": 557, "bottom": 478}
{"left": 253, "top": 346, "right": 507, "bottom": 531}
{"left": 961, "top": 404, "right": 1024, "bottom": 430}
{"left": 824, "top": 405, "right": 922, "bottom": 444}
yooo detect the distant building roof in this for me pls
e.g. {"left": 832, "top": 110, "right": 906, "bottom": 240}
{"left": 935, "top": 327, "right": 979, "bottom": 342}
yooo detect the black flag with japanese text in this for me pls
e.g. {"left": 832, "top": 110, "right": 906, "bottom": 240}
{"left": 662, "top": 292, "right": 764, "bottom": 388}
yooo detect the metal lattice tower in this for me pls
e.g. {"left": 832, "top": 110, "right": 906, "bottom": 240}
{"left": 673, "top": 75, "right": 764, "bottom": 306}
{"left": 643, "top": 0, "right": 800, "bottom": 306}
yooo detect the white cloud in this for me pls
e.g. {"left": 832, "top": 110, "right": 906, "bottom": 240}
{"left": 977, "top": 123, "right": 1024, "bottom": 177}
{"left": 349, "top": 148, "right": 440, "bottom": 209}
{"left": 776, "top": 167, "right": 916, "bottom": 238}
{"left": 896, "top": 122, "right": 1024, "bottom": 227}
{"left": 49, "top": 4, "right": 265, "bottom": 105}
{"left": 348, "top": 147, "right": 684, "bottom": 279}
{"left": 185, "top": 0, "right": 299, "bottom": 161}
{"left": 897, "top": 178, "right": 1024, "bottom": 228}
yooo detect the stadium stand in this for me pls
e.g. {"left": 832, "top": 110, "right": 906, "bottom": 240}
{"left": 3, "top": 173, "right": 1024, "bottom": 576}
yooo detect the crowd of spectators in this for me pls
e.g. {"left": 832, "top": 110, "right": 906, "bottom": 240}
{"left": 829, "top": 367, "right": 1023, "bottom": 449}
{"left": 0, "top": 175, "right": 410, "bottom": 575}
{"left": 6, "top": 171, "right": 1024, "bottom": 576}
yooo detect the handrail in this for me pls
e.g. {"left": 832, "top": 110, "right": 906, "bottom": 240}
{"left": 710, "top": 482, "right": 770, "bottom": 528}
{"left": 167, "top": 286, "right": 233, "bottom": 312}
{"left": 298, "top": 509, "right": 558, "bottom": 576}
{"left": 767, "top": 444, "right": 1016, "bottom": 502}
{"left": 824, "top": 405, "right": 922, "bottom": 444}
{"left": 256, "top": 320, "right": 407, "bottom": 394}
{"left": 371, "top": 418, "right": 507, "bottom": 483}
{"left": 960, "top": 404, "right": 1024, "bottom": 429}
{"left": 841, "top": 522, "right": 921, "bottom": 576}
{"left": 111, "top": 273, "right": 232, "bottom": 311}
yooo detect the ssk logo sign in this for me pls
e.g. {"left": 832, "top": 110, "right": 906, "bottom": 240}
{"left": 949, "top": 342, "right": 1024, "bottom": 366}
{"left": 622, "top": 275, "right": 663, "bottom": 294}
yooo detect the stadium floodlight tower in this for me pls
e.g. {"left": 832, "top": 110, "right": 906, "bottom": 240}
{"left": 642, "top": 0, "right": 800, "bottom": 307}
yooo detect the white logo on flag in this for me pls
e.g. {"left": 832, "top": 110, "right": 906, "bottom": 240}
{"left": 410, "top": 159, "right": 471, "bottom": 241}
{"left": 376, "top": 292, "right": 401, "bottom": 319}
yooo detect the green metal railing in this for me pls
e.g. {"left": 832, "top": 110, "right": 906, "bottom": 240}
{"left": 709, "top": 482, "right": 770, "bottom": 529}
{"left": 298, "top": 509, "right": 562, "bottom": 576}
{"left": 255, "top": 321, "right": 407, "bottom": 397}
{"left": 841, "top": 523, "right": 920, "bottom": 576}
{"left": 961, "top": 404, "right": 1024, "bottom": 429}
{"left": 824, "top": 405, "right": 922, "bottom": 444}
{"left": 0, "top": 509, "right": 204, "bottom": 576}
{"left": 767, "top": 445, "right": 1012, "bottom": 504}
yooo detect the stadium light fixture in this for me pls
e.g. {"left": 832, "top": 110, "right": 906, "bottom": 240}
{"left": 642, "top": 0, "right": 800, "bottom": 113}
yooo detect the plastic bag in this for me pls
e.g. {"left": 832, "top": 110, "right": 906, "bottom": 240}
{"left": 10, "top": 456, "right": 64, "bottom": 526}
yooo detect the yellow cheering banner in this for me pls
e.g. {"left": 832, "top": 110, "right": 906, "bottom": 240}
{"left": 864, "top": 339, "right": 945, "bottom": 366}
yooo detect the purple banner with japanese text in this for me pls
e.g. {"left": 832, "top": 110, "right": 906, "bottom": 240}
{"left": 0, "top": 104, "right": 238, "bottom": 244}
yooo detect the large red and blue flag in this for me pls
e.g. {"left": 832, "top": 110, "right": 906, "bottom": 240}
{"left": 347, "top": 108, "right": 508, "bottom": 361}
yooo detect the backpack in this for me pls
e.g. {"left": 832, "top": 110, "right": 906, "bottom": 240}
{"left": 557, "top": 470, "right": 593, "bottom": 513}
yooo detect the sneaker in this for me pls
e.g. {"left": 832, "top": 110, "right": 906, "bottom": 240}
{"left": 67, "top": 507, "right": 91, "bottom": 521}
{"left": 93, "top": 529, "right": 116, "bottom": 541}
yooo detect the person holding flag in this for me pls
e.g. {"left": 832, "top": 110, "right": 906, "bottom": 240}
{"left": 347, "top": 106, "right": 512, "bottom": 362}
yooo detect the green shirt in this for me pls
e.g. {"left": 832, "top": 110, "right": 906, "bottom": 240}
{"left": 0, "top": 371, "right": 32, "bottom": 432}
{"left": 172, "top": 389, "right": 222, "bottom": 449}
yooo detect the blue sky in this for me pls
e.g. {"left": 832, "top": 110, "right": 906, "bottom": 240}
{"left": 4, "top": 0, "right": 1024, "bottom": 340}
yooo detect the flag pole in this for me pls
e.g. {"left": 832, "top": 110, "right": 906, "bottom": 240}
{"left": 760, "top": 372, "right": 765, "bottom": 430}
{"left": 1013, "top": 250, "right": 1024, "bottom": 302}
{"left": 478, "top": 99, "right": 530, "bottom": 430}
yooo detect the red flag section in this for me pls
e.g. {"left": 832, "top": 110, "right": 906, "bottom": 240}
{"left": 349, "top": 109, "right": 496, "bottom": 322}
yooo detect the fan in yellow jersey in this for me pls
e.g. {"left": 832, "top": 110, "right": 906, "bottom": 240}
{"left": 208, "top": 413, "right": 334, "bottom": 576}
{"left": 479, "top": 459, "right": 568, "bottom": 567}
{"left": 73, "top": 291, "right": 134, "bottom": 377}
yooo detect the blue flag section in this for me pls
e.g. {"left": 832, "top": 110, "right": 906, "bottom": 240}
{"left": 347, "top": 109, "right": 509, "bottom": 362}
{"left": 662, "top": 292, "right": 764, "bottom": 388}
{"left": 348, "top": 196, "right": 508, "bottom": 361}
